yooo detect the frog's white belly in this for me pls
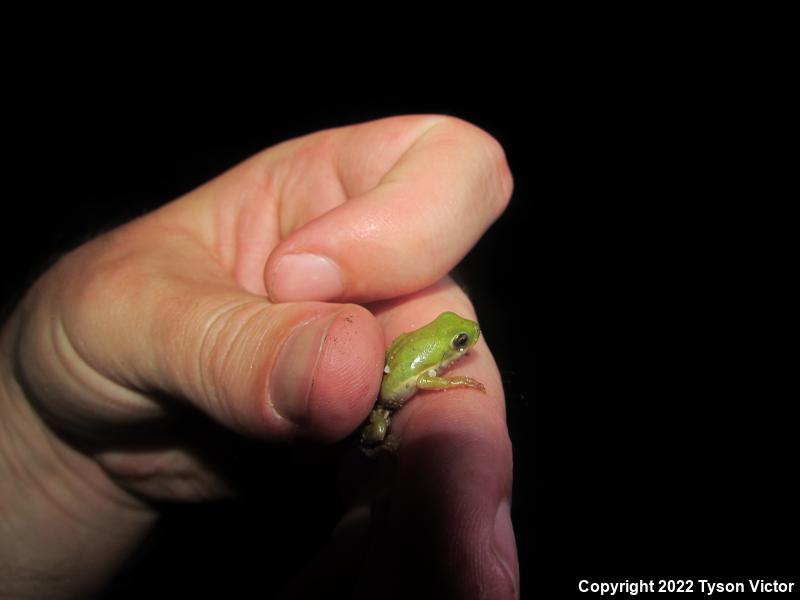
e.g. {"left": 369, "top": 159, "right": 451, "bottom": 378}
{"left": 378, "top": 352, "right": 467, "bottom": 409}
{"left": 379, "top": 375, "right": 420, "bottom": 409}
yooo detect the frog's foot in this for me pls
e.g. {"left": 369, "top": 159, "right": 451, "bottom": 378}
{"left": 380, "top": 433, "right": 400, "bottom": 454}
{"left": 360, "top": 433, "right": 400, "bottom": 457}
{"left": 360, "top": 408, "right": 393, "bottom": 455}
{"left": 416, "top": 374, "right": 486, "bottom": 393}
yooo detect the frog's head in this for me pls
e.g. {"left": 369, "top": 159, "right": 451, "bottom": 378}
{"left": 434, "top": 311, "right": 481, "bottom": 364}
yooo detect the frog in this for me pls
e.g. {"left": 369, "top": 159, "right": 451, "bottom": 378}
{"left": 360, "top": 311, "right": 485, "bottom": 455}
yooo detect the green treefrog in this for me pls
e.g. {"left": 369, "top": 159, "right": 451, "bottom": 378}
{"left": 360, "top": 311, "right": 485, "bottom": 455}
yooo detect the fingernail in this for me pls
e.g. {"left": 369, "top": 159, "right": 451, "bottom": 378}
{"left": 268, "top": 253, "right": 345, "bottom": 302}
{"left": 270, "top": 313, "right": 337, "bottom": 424}
{"left": 493, "top": 499, "right": 520, "bottom": 598}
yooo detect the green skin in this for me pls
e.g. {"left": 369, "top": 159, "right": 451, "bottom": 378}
{"left": 360, "top": 311, "right": 485, "bottom": 454}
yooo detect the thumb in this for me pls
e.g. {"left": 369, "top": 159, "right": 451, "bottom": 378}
{"left": 149, "top": 296, "right": 384, "bottom": 442}
{"left": 21, "top": 233, "right": 384, "bottom": 443}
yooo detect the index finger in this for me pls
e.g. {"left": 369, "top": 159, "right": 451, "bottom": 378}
{"left": 356, "top": 279, "right": 518, "bottom": 598}
{"left": 264, "top": 115, "right": 513, "bottom": 303}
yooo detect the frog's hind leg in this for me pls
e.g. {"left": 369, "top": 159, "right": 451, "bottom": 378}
{"left": 359, "top": 406, "right": 404, "bottom": 457}
{"left": 360, "top": 408, "right": 392, "bottom": 453}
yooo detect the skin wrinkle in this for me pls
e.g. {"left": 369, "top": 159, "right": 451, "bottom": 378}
{"left": 273, "top": 137, "right": 337, "bottom": 239}
{"left": 28, "top": 445, "right": 106, "bottom": 537}
{"left": 193, "top": 297, "right": 260, "bottom": 426}
{"left": 245, "top": 312, "right": 282, "bottom": 431}
{"left": 53, "top": 309, "right": 155, "bottom": 421}
{"left": 326, "top": 158, "right": 352, "bottom": 207}
{"left": 0, "top": 391, "right": 48, "bottom": 497}
{"left": 206, "top": 155, "right": 280, "bottom": 291}
{"left": 7, "top": 315, "right": 152, "bottom": 518}
{"left": 2, "top": 376, "right": 143, "bottom": 538}
{"left": 216, "top": 185, "right": 242, "bottom": 275}
{"left": 234, "top": 172, "right": 281, "bottom": 293}
{"left": 247, "top": 309, "right": 271, "bottom": 376}
{"left": 458, "top": 502, "right": 492, "bottom": 596}
{"left": 490, "top": 539, "right": 517, "bottom": 600}
{"left": 138, "top": 222, "right": 215, "bottom": 275}
{"left": 231, "top": 190, "right": 243, "bottom": 274}
{"left": 42, "top": 442, "right": 131, "bottom": 521}
{"left": 372, "top": 117, "right": 448, "bottom": 190}
{"left": 46, "top": 313, "right": 120, "bottom": 431}
{"left": 280, "top": 165, "right": 347, "bottom": 235}
{"left": 214, "top": 301, "right": 271, "bottom": 431}
{"left": 111, "top": 448, "right": 215, "bottom": 501}
{"left": 1, "top": 342, "right": 30, "bottom": 469}
{"left": 274, "top": 157, "right": 291, "bottom": 241}
{"left": 198, "top": 300, "right": 244, "bottom": 428}
{"left": 336, "top": 117, "right": 444, "bottom": 198}
{"left": 177, "top": 294, "right": 231, "bottom": 414}
{"left": 302, "top": 129, "right": 351, "bottom": 205}
{"left": 156, "top": 234, "right": 234, "bottom": 289}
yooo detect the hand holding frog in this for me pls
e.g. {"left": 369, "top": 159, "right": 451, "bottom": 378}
{"left": 0, "top": 116, "right": 517, "bottom": 598}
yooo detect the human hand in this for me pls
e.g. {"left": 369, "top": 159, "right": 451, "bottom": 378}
{"left": 0, "top": 116, "right": 515, "bottom": 598}
{"left": 283, "top": 280, "right": 517, "bottom": 599}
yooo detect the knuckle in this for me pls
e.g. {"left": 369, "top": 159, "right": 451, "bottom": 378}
{"left": 484, "top": 133, "right": 514, "bottom": 203}
{"left": 434, "top": 116, "right": 514, "bottom": 213}
{"left": 470, "top": 126, "right": 514, "bottom": 213}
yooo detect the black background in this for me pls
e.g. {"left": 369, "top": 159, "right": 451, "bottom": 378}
{"left": 2, "top": 74, "right": 795, "bottom": 598}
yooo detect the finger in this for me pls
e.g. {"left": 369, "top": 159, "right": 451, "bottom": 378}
{"left": 262, "top": 115, "right": 513, "bottom": 303}
{"left": 354, "top": 281, "right": 518, "bottom": 598}
{"left": 365, "top": 395, "right": 517, "bottom": 599}
{"left": 279, "top": 505, "right": 372, "bottom": 599}
{"left": 20, "top": 227, "right": 385, "bottom": 443}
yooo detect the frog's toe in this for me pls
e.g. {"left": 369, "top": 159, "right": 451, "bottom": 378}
{"left": 382, "top": 433, "right": 400, "bottom": 454}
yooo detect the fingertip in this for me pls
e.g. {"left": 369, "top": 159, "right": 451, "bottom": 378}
{"left": 305, "top": 304, "right": 384, "bottom": 441}
{"left": 358, "top": 411, "right": 516, "bottom": 599}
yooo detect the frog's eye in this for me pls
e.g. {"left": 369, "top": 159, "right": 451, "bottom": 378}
{"left": 452, "top": 332, "right": 470, "bottom": 350}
